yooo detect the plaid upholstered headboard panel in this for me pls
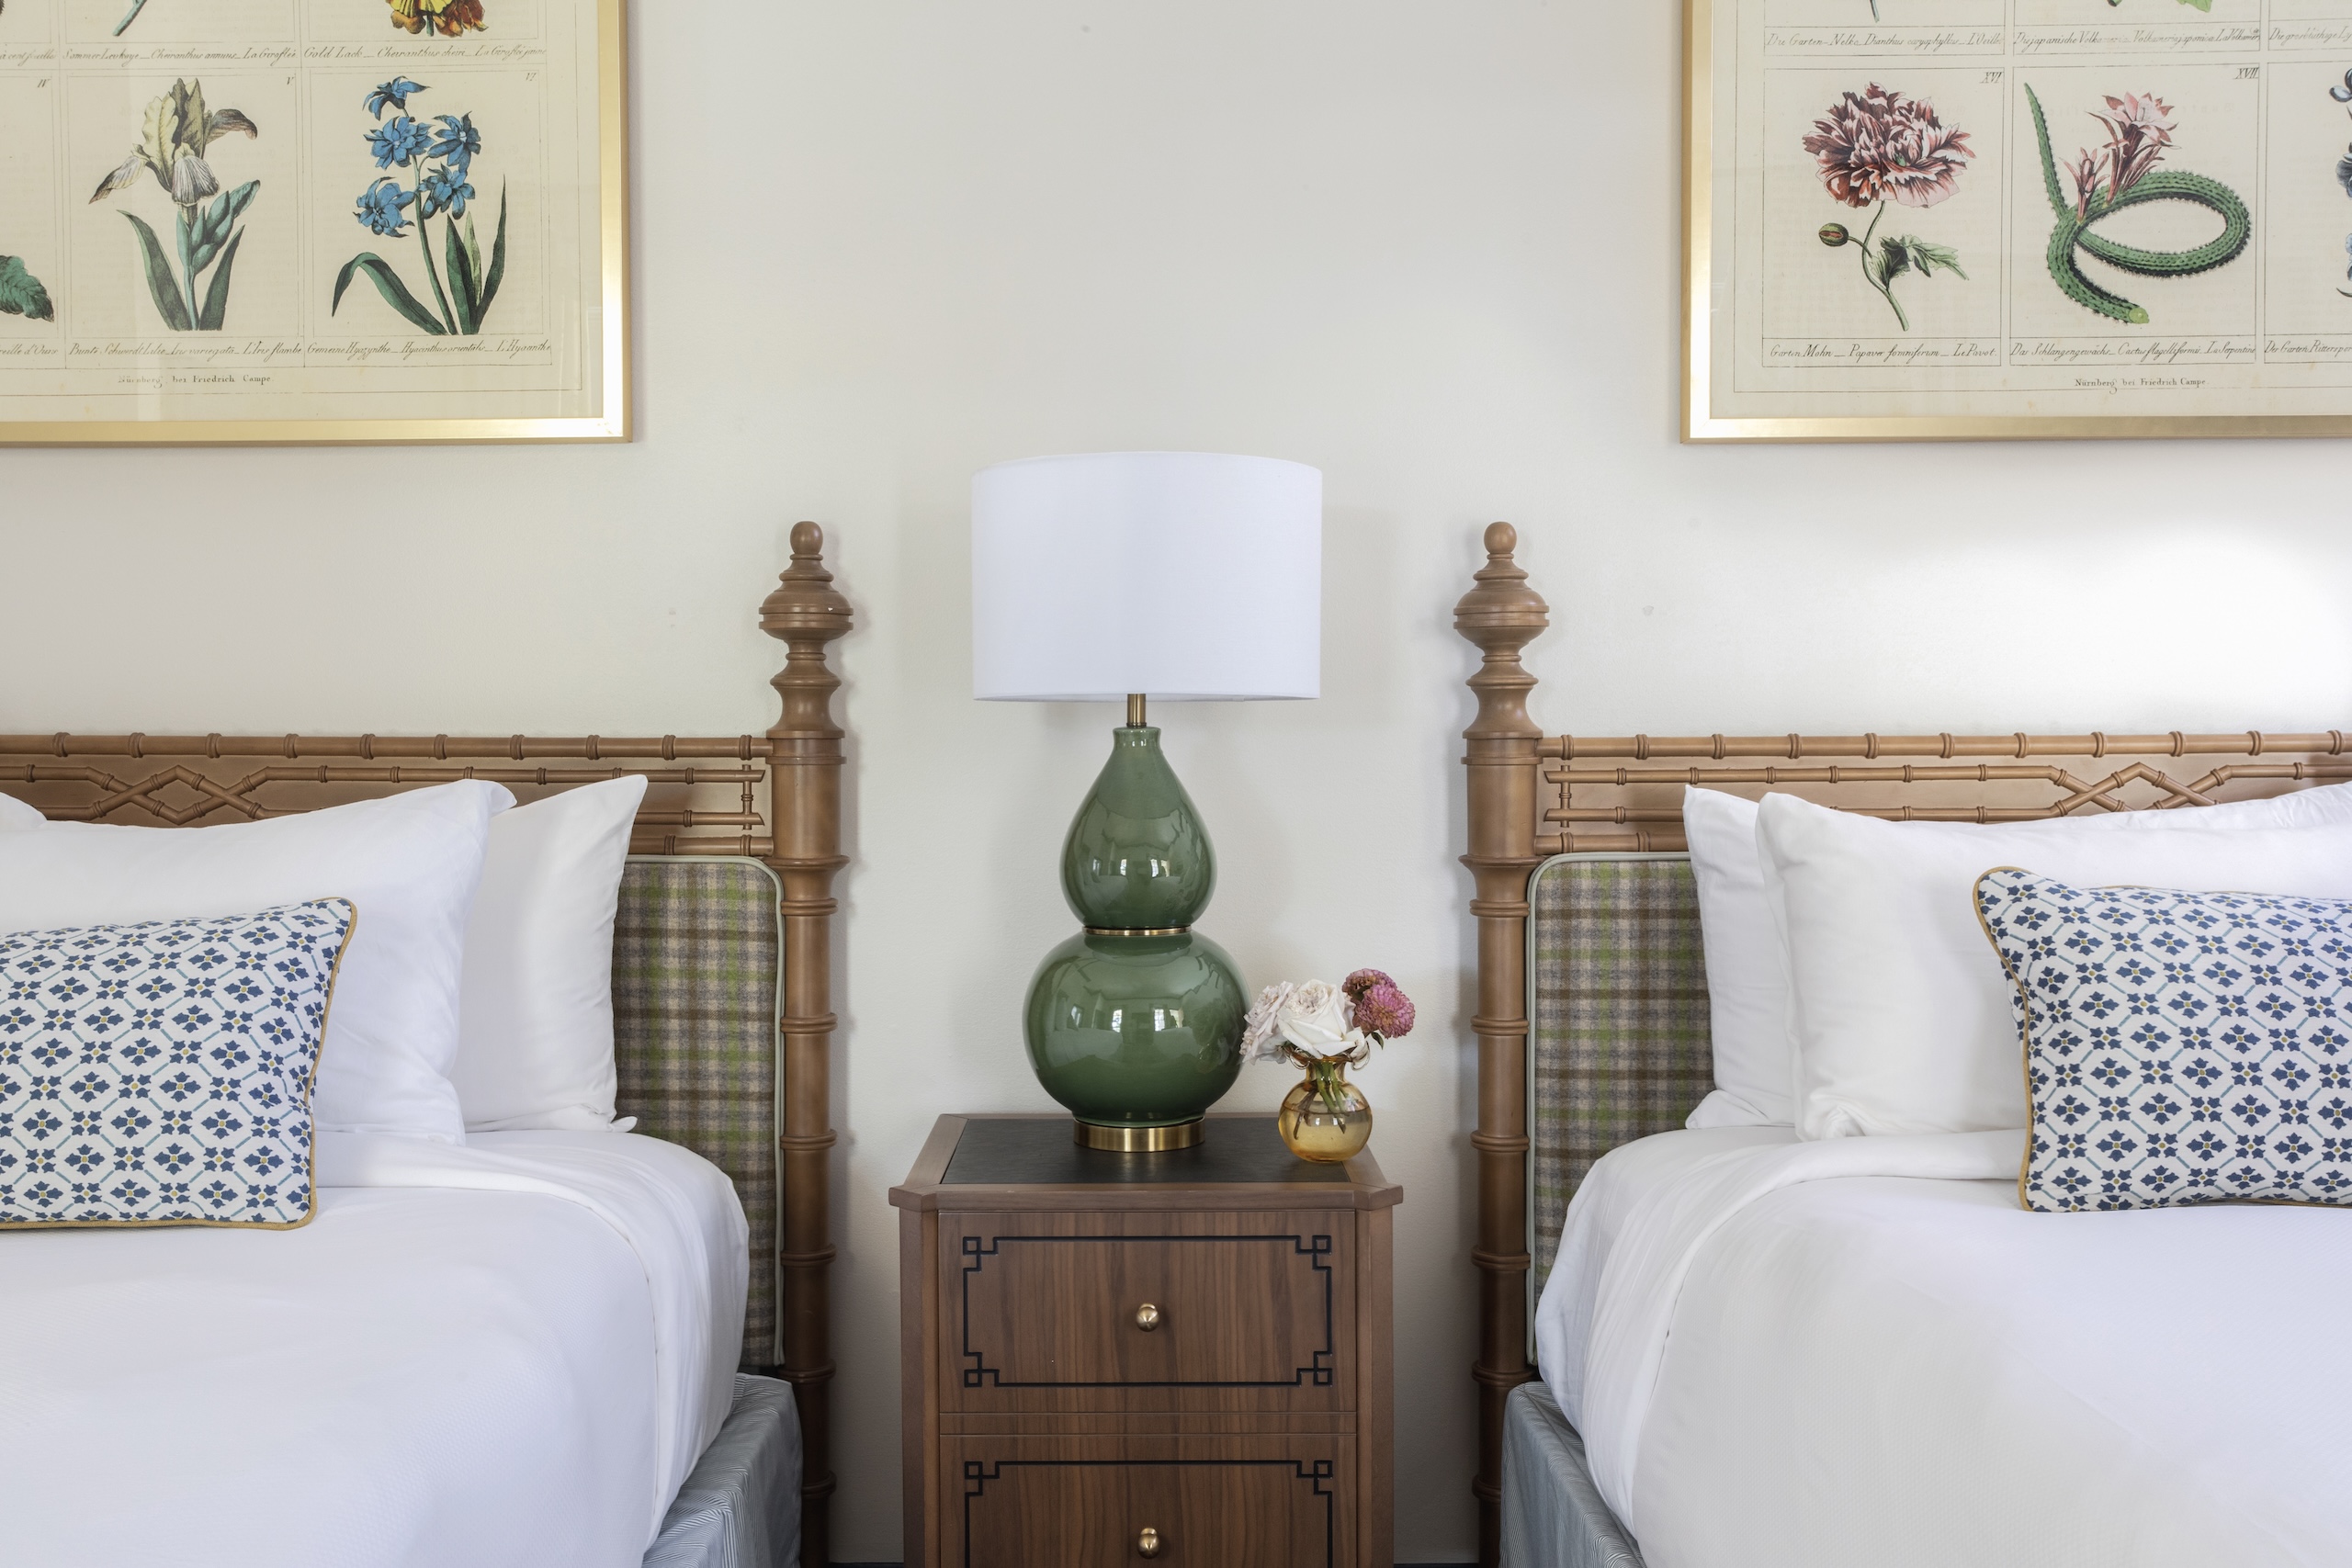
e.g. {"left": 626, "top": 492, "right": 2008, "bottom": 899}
{"left": 1527, "top": 854, "right": 1714, "bottom": 1302}
{"left": 611, "top": 857, "right": 782, "bottom": 1371}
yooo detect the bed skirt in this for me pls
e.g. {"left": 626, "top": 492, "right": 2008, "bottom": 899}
{"left": 1501, "top": 1382, "right": 1645, "bottom": 1568}
{"left": 644, "top": 1375, "right": 803, "bottom": 1568}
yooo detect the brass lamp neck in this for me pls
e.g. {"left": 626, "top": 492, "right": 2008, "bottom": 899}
{"left": 1126, "top": 693, "right": 1147, "bottom": 728}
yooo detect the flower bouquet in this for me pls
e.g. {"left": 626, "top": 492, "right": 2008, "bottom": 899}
{"left": 1243, "top": 970, "right": 1415, "bottom": 1163}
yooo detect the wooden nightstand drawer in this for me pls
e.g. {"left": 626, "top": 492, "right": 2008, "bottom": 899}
{"left": 895, "top": 1116, "right": 1399, "bottom": 1568}
{"left": 942, "top": 1213, "right": 1351, "bottom": 1412}
{"left": 945, "top": 1435, "right": 1354, "bottom": 1568}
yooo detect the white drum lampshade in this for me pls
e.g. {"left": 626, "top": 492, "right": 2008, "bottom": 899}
{"left": 972, "top": 451, "right": 1321, "bottom": 703}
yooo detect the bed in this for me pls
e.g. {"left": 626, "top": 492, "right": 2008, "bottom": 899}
{"left": 0, "top": 524, "right": 853, "bottom": 1568}
{"left": 1453, "top": 524, "right": 2352, "bottom": 1568}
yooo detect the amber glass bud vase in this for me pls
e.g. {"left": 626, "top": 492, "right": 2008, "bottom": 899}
{"left": 1275, "top": 1046, "right": 1373, "bottom": 1164}
{"left": 1023, "top": 726, "right": 1246, "bottom": 1141}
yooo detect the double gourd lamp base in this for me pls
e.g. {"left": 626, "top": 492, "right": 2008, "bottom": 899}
{"left": 1030, "top": 696, "right": 1244, "bottom": 1150}
{"left": 971, "top": 453, "right": 1322, "bottom": 1152}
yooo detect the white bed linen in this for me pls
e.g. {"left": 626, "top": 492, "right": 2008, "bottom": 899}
{"left": 0, "top": 1131, "right": 747, "bottom": 1568}
{"left": 1540, "top": 1128, "right": 2352, "bottom": 1567}
{"left": 1535, "top": 1123, "right": 1796, "bottom": 1427}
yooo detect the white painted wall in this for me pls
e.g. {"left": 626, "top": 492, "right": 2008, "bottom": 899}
{"left": 7, "top": 3, "right": 2352, "bottom": 1560}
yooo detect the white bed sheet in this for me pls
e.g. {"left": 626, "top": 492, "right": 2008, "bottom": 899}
{"left": 1539, "top": 1127, "right": 2352, "bottom": 1567}
{"left": 0, "top": 1130, "right": 747, "bottom": 1568}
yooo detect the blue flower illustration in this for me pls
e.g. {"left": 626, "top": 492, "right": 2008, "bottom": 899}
{"left": 334, "top": 78, "right": 507, "bottom": 337}
{"left": 419, "top": 164, "right": 473, "bottom": 220}
{"left": 367, "top": 116, "right": 432, "bottom": 169}
{"left": 365, "top": 78, "right": 426, "bottom": 119}
{"left": 428, "top": 113, "right": 481, "bottom": 171}
{"left": 355, "top": 177, "right": 415, "bottom": 237}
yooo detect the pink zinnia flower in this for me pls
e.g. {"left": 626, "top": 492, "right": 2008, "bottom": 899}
{"left": 1803, "top": 85, "right": 1973, "bottom": 210}
{"left": 1341, "top": 968, "right": 1394, "bottom": 1004}
{"left": 1351, "top": 983, "right": 1416, "bottom": 1042}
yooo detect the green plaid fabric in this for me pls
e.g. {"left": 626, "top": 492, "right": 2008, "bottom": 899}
{"left": 611, "top": 858, "right": 781, "bottom": 1371}
{"left": 1530, "top": 856, "right": 1714, "bottom": 1301}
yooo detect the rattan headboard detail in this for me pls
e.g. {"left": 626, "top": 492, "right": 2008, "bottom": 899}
{"left": 0, "top": 522, "right": 853, "bottom": 1568}
{"left": 0, "top": 731, "right": 777, "bottom": 853}
{"left": 1451, "top": 520, "right": 2350, "bottom": 1566}
{"left": 1544, "top": 730, "right": 2352, "bottom": 853}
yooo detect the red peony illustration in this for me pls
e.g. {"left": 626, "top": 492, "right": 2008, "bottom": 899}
{"left": 1804, "top": 85, "right": 1973, "bottom": 332}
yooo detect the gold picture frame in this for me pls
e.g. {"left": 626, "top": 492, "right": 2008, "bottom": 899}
{"left": 1686, "top": 0, "right": 2352, "bottom": 443}
{"left": 0, "top": 0, "right": 628, "bottom": 446}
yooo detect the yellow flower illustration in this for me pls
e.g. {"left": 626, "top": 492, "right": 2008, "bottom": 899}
{"left": 388, "top": 0, "right": 487, "bottom": 38}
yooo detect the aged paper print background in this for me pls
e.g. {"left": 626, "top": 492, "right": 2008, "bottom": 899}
{"left": 0, "top": 0, "right": 605, "bottom": 429}
{"left": 1707, "top": 0, "right": 2352, "bottom": 424}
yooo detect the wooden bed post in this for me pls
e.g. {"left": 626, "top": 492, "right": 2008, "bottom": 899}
{"left": 761, "top": 522, "right": 854, "bottom": 1568}
{"left": 1454, "top": 523, "right": 1549, "bottom": 1568}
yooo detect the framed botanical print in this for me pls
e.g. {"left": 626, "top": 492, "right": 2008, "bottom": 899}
{"left": 0, "top": 0, "right": 626, "bottom": 444}
{"left": 1687, "top": 0, "right": 2352, "bottom": 440}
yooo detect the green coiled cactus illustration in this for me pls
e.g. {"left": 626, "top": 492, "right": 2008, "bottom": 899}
{"left": 2026, "top": 84, "right": 2248, "bottom": 325}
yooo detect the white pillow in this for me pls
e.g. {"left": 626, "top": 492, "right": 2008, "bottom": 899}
{"left": 1682, "top": 788, "right": 1795, "bottom": 1127}
{"left": 1758, "top": 793, "right": 2352, "bottom": 1139}
{"left": 0, "top": 780, "right": 509, "bottom": 1142}
{"left": 448, "top": 775, "right": 648, "bottom": 1133}
{"left": 1684, "top": 783, "right": 2352, "bottom": 1133}
{"left": 0, "top": 794, "right": 41, "bottom": 829}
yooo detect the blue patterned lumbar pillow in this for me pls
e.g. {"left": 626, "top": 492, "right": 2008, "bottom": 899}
{"left": 0, "top": 899, "right": 356, "bottom": 1229}
{"left": 1975, "top": 867, "right": 2352, "bottom": 1213}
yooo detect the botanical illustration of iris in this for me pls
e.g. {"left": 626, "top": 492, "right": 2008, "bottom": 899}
{"left": 388, "top": 0, "right": 486, "bottom": 37}
{"left": 1804, "top": 85, "right": 1972, "bottom": 332}
{"left": 87, "top": 79, "right": 259, "bottom": 333}
{"left": 332, "top": 78, "right": 505, "bottom": 336}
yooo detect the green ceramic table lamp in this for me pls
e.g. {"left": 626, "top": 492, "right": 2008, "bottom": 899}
{"left": 973, "top": 451, "right": 1322, "bottom": 1151}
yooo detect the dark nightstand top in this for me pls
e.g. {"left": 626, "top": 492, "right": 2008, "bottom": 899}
{"left": 942, "top": 1113, "right": 1349, "bottom": 1187}
{"left": 889, "top": 1113, "right": 1402, "bottom": 1213}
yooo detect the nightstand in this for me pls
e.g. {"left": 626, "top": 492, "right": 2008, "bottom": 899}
{"left": 891, "top": 1113, "right": 1401, "bottom": 1568}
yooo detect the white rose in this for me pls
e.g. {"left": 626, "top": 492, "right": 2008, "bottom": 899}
{"left": 1274, "top": 980, "right": 1355, "bottom": 1058}
{"left": 1241, "top": 981, "right": 1296, "bottom": 1064}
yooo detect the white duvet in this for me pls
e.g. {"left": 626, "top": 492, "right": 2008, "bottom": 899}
{"left": 0, "top": 1131, "right": 747, "bottom": 1568}
{"left": 1539, "top": 1127, "right": 2352, "bottom": 1567}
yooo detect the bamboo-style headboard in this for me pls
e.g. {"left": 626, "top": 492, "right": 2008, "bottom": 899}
{"left": 1452, "top": 520, "right": 2352, "bottom": 1567}
{"left": 0, "top": 522, "right": 853, "bottom": 1568}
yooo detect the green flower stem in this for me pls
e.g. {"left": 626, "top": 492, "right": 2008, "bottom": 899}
{"left": 177, "top": 207, "right": 201, "bottom": 333}
{"left": 413, "top": 171, "right": 458, "bottom": 335}
{"left": 1857, "top": 201, "right": 1910, "bottom": 333}
{"left": 1308, "top": 1056, "right": 1347, "bottom": 1116}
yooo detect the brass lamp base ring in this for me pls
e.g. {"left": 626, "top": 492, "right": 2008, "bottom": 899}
{"left": 1074, "top": 1118, "right": 1205, "bottom": 1153}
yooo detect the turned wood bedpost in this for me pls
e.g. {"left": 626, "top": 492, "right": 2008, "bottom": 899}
{"left": 1454, "top": 523, "right": 1550, "bottom": 1568}
{"left": 761, "top": 522, "right": 854, "bottom": 1567}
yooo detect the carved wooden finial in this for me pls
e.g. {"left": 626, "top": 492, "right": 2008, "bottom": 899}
{"left": 761, "top": 523, "right": 854, "bottom": 742}
{"left": 1454, "top": 522, "right": 1548, "bottom": 742}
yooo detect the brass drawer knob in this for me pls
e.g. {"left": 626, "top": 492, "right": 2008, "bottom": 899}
{"left": 1137, "top": 1525, "right": 1161, "bottom": 1558}
{"left": 1135, "top": 1303, "right": 1161, "bottom": 1332}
